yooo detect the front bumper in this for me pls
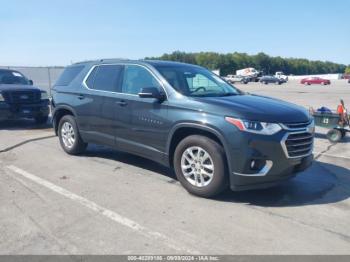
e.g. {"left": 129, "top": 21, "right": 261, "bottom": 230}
{"left": 0, "top": 100, "right": 49, "bottom": 121}
{"left": 225, "top": 127, "right": 314, "bottom": 191}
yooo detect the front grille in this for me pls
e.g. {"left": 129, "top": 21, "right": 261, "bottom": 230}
{"left": 283, "top": 121, "right": 311, "bottom": 129}
{"left": 2, "top": 91, "right": 40, "bottom": 104}
{"left": 284, "top": 132, "right": 313, "bottom": 158}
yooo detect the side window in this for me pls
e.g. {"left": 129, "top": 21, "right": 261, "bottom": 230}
{"left": 56, "top": 66, "right": 84, "bottom": 86}
{"left": 85, "top": 67, "right": 98, "bottom": 88}
{"left": 122, "top": 65, "right": 161, "bottom": 95}
{"left": 86, "top": 65, "right": 123, "bottom": 92}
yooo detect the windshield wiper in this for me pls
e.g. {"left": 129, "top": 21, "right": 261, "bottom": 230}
{"left": 190, "top": 92, "right": 239, "bottom": 97}
{"left": 221, "top": 93, "right": 239, "bottom": 97}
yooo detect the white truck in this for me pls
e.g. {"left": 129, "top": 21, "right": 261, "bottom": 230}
{"left": 235, "top": 68, "right": 261, "bottom": 82}
{"left": 275, "top": 71, "right": 289, "bottom": 81}
{"left": 236, "top": 68, "right": 260, "bottom": 77}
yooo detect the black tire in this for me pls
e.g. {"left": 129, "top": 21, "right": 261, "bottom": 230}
{"left": 58, "top": 115, "right": 87, "bottom": 155}
{"left": 34, "top": 115, "right": 48, "bottom": 124}
{"left": 326, "top": 129, "right": 342, "bottom": 143}
{"left": 173, "top": 135, "right": 228, "bottom": 198}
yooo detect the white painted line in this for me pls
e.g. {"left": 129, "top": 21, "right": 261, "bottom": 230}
{"left": 6, "top": 165, "right": 198, "bottom": 254}
{"left": 314, "top": 152, "right": 350, "bottom": 160}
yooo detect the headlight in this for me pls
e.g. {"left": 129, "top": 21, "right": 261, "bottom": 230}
{"left": 41, "top": 92, "right": 49, "bottom": 100}
{"left": 225, "top": 117, "right": 282, "bottom": 135}
{"left": 308, "top": 118, "right": 315, "bottom": 133}
{"left": 0, "top": 93, "right": 4, "bottom": 102}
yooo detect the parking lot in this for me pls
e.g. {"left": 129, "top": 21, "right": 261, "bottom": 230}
{"left": 0, "top": 80, "right": 349, "bottom": 255}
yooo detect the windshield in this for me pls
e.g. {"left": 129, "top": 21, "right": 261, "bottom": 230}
{"left": 0, "top": 70, "right": 30, "bottom": 85}
{"left": 154, "top": 65, "right": 241, "bottom": 97}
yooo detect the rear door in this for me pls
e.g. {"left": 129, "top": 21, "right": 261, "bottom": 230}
{"left": 115, "top": 64, "right": 169, "bottom": 160}
{"left": 78, "top": 64, "right": 124, "bottom": 146}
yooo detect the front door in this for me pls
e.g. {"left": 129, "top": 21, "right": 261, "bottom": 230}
{"left": 115, "top": 64, "right": 169, "bottom": 160}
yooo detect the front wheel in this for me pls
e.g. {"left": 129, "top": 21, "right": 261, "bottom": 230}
{"left": 326, "top": 129, "right": 342, "bottom": 143}
{"left": 58, "top": 115, "right": 87, "bottom": 155}
{"left": 174, "top": 135, "right": 228, "bottom": 198}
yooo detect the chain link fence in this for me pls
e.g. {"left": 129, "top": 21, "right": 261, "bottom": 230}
{"left": 0, "top": 66, "right": 65, "bottom": 95}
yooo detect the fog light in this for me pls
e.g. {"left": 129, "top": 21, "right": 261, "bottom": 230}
{"left": 250, "top": 159, "right": 267, "bottom": 171}
{"left": 250, "top": 160, "right": 256, "bottom": 169}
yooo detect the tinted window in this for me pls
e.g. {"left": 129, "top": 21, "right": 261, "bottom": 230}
{"left": 122, "top": 65, "right": 161, "bottom": 95}
{"left": 0, "top": 70, "right": 30, "bottom": 85}
{"left": 56, "top": 66, "right": 84, "bottom": 86}
{"left": 88, "top": 65, "right": 123, "bottom": 92}
{"left": 85, "top": 67, "right": 98, "bottom": 89}
{"left": 186, "top": 73, "right": 218, "bottom": 93}
{"left": 155, "top": 65, "right": 240, "bottom": 97}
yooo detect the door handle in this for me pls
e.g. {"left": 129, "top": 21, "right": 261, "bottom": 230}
{"left": 77, "top": 94, "right": 85, "bottom": 100}
{"left": 115, "top": 100, "right": 128, "bottom": 106}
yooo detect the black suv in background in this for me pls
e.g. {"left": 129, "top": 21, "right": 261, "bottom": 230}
{"left": 52, "top": 60, "right": 314, "bottom": 197}
{"left": 0, "top": 69, "right": 49, "bottom": 124}
{"left": 260, "top": 75, "right": 286, "bottom": 85}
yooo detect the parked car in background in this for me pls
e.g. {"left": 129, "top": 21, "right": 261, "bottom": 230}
{"left": 0, "top": 69, "right": 49, "bottom": 123}
{"left": 224, "top": 75, "right": 249, "bottom": 84}
{"left": 52, "top": 59, "right": 314, "bottom": 198}
{"left": 275, "top": 71, "right": 289, "bottom": 81}
{"left": 300, "top": 77, "right": 330, "bottom": 85}
{"left": 259, "top": 75, "right": 285, "bottom": 85}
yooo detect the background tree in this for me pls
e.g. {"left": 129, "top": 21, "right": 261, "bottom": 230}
{"left": 146, "top": 51, "right": 346, "bottom": 76}
{"left": 345, "top": 66, "right": 350, "bottom": 75}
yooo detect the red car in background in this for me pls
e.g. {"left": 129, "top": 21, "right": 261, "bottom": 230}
{"left": 300, "top": 77, "right": 331, "bottom": 85}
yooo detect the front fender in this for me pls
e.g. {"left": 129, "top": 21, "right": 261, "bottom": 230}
{"left": 166, "top": 122, "right": 234, "bottom": 174}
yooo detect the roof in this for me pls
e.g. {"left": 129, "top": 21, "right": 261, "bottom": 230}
{"left": 142, "top": 60, "right": 197, "bottom": 67}
{"left": 72, "top": 59, "right": 198, "bottom": 68}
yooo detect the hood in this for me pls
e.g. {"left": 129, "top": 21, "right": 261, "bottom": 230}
{"left": 0, "top": 84, "right": 42, "bottom": 92}
{"left": 193, "top": 94, "right": 310, "bottom": 123}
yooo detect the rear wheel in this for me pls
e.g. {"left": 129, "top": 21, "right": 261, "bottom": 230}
{"left": 326, "top": 129, "right": 342, "bottom": 143}
{"left": 174, "top": 135, "right": 228, "bottom": 198}
{"left": 58, "top": 115, "right": 87, "bottom": 155}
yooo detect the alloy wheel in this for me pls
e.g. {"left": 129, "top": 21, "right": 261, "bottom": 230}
{"left": 61, "top": 122, "right": 75, "bottom": 149}
{"left": 181, "top": 146, "right": 214, "bottom": 187}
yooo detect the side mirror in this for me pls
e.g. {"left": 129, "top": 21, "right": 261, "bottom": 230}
{"left": 28, "top": 80, "right": 34, "bottom": 85}
{"left": 138, "top": 87, "right": 165, "bottom": 101}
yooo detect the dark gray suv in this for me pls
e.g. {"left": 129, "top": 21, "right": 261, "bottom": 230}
{"left": 52, "top": 59, "right": 314, "bottom": 197}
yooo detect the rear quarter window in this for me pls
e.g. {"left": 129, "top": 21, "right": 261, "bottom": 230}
{"left": 55, "top": 65, "right": 84, "bottom": 86}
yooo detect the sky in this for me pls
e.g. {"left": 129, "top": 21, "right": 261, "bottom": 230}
{"left": 1, "top": 0, "right": 349, "bottom": 66}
